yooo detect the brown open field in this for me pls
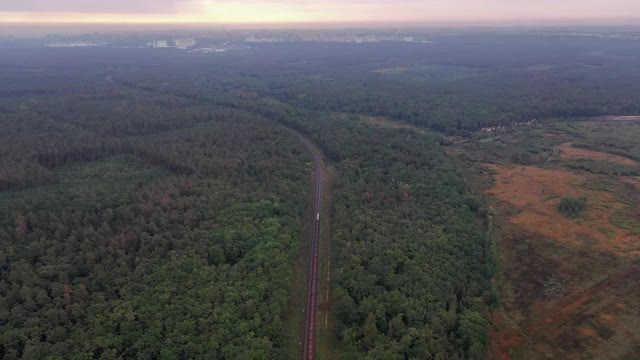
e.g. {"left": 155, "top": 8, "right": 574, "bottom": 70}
{"left": 487, "top": 164, "right": 639, "bottom": 257}
{"left": 559, "top": 142, "right": 640, "bottom": 166}
{"left": 483, "top": 162, "right": 640, "bottom": 360}
{"left": 447, "top": 121, "right": 640, "bottom": 359}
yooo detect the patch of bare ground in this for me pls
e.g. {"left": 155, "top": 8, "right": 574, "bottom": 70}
{"left": 543, "top": 129, "right": 567, "bottom": 139}
{"left": 335, "top": 113, "right": 425, "bottom": 133}
{"left": 372, "top": 66, "right": 409, "bottom": 74}
{"left": 483, "top": 163, "right": 640, "bottom": 360}
{"left": 590, "top": 115, "right": 640, "bottom": 121}
{"left": 559, "top": 142, "right": 640, "bottom": 166}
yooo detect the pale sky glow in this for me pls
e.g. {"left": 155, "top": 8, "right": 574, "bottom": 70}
{"left": 0, "top": 0, "right": 638, "bottom": 24}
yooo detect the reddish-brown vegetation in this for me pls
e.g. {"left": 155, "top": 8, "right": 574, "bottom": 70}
{"left": 486, "top": 164, "right": 638, "bottom": 257}
{"left": 484, "top": 163, "right": 640, "bottom": 359}
{"left": 559, "top": 142, "right": 639, "bottom": 166}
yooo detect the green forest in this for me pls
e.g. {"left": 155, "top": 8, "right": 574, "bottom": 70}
{"left": 2, "top": 29, "right": 639, "bottom": 359}
{"left": 0, "top": 92, "right": 311, "bottom": 358}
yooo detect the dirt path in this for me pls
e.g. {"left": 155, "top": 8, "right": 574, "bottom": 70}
{"left": 492, "top": 264, "right": 640, "bottom": 359}
{"left": 525, "top": 265, "right": 640, "bottom": 335}
{"left": 590, "top": 115, "right": 640, "bottom": 121}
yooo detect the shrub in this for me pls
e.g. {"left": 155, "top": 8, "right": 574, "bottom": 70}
{"left": 558, "top": 196, "right": 588, "bottom": 218}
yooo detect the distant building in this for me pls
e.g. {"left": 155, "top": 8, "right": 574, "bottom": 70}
{"left": 245, "top": 35, "right": 286, "bottom": 43}
{"left": 146, "top": 40, "right": 169, "bottom": 48}
{"left": 174, "top": 39, "right": 196, "bottom": 49}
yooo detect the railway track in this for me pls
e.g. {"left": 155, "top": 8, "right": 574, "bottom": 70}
{"left": 301, "top": 139, "right": 323, "bottom": 360}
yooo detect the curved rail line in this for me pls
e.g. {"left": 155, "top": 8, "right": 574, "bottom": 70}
{"left": 301, "top": 139, "right": 323, "bottom": 360}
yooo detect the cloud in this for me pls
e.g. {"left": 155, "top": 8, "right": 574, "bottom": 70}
{"left": 0, "top": 0, "right": 638, "bottom": 22}
{"left": 192, "top": 0, "right": 640, "bottom": 21}
{"left": 0, "top": 0, "right": 179, "bottom": 13}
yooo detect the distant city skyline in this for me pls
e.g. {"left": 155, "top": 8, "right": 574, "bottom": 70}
{"left": 1, "top": 0, "right": 639, "bottom": 24}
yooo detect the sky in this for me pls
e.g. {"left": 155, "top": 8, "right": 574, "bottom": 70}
{"left": 0, "top": 0, "right": 639, "bottom": 24}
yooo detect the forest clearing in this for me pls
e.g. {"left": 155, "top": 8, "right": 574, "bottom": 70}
{"left": 453, "top": 122, "right": 640, "bottom": 359}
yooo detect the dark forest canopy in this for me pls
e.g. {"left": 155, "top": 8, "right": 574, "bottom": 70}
{"left": 0, "top": 95, "right": 311, "bottom": 358}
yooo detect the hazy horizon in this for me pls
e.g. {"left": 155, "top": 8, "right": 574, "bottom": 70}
{"left": 1, "top": 0, "right": 639, "bottom": 25}
{"left": 2, "top": 19, "right": 640, "bottom": 38}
